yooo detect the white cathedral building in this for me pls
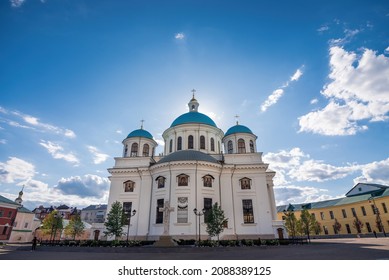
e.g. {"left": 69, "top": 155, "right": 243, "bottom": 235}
{"left": 107, "top": 95, "right": 284, "bottom": 241}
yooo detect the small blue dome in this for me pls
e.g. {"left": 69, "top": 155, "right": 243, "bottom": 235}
{"left": 126, "top": 128, "right": 153, "bottom": 139}
{"left": 224, "top": 124, "right": 253, "bottom": 137}
{"left": 170, "top": 111, "right": 217, "bottom": 128}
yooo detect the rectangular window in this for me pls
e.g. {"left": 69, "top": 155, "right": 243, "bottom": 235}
{"left": 204, "top": 198, "right": 213, "bottom": 223}
{"left": 382, "top": 203, "right": 388, "bottom": 213}
{"left": 156, "top": 199, "right": 164, "bottom": 224}
{"left": 320, "top": 212, "right": 325, "bottom": 220}
{"left": 8, "top": 211, "right": 13, "bottom": 218}
{"left": 361, "top": 206, "right": 366, "bottom": 216}
{"left": 323, "top": 226, "right": 329, "bottom": 235}
{"left": 371, "top": 205, "right": 376, "bottom": 214}
{"left": 0, "top": 210, "right": 3, "bottom": 217}
{"left": 351, "top": 208, "right": 356, "bottom": 217}
{"left": 329, "top": 211, "right": 334, "bottom": 219}
{"left": 311, "top": 213, "right": 316, "bottom": 219}
{"left": 345, "top": 224, "right": 351, "bottom": 234}
{"left": 342, "top": 209, "right": 347, "bottom": 218}
{"left": 366, "top": 222, "right": 372, "bottom": 233}
{"left": 24, "top": 222, "right": 28, "bottom": 229}
{"left": 177, "top": 197, "right": 188, "bottom": 223}
{"left": 242, "top": 199, "right": 254, "bottom": 224}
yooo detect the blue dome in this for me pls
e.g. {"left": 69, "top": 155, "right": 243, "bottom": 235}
{"left": 224, "top": 124, "right": 253, "bottom": 137}
{"left": 170, "top": 111, "right": 217, "bottom": 128}
{"left": 126, "top": 128, "right": 153, "bottom": 139}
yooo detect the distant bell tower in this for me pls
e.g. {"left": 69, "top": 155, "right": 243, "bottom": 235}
{"left": 15, "top": 187, "right": 24, "bottom": 205}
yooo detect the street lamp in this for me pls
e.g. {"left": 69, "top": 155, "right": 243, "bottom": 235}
{"left": 125, "top": 209, "right": 137, "bottom": 244}
{"left": 368, "top": 196, "right": 386, "bottom": 237}
{"left": 193, "top": 208, "right": 205, "bottom": 245}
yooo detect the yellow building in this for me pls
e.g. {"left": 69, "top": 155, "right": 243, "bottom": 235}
{"left": 277, "top": 183, "right": 389, "bottom": 237}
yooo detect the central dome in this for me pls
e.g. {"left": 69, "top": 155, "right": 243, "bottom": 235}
{"left": 170, "top": 111, "right": 217, "bottom": 128}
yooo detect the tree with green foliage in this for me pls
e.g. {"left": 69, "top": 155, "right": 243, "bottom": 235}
{"left": 64, "top": 214, "right": 85, "bottom": 240}
{"left": 41, "top": 210, "right": 63, "bottom": 241}
{"left": 104, "top": 201, "right": 125, "bottom": 240}
{"left": 283, "top": 210, "right": 298, "bottom": 238}
{"left": 205, "top": 203, "right": 228, "bottom": 241}
{"left": 299, "top": 209, "right": 318, "bottom": 242}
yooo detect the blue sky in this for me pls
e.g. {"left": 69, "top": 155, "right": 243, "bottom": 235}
{"left": 1, "top": 0, "right": 389, "bottom": 211}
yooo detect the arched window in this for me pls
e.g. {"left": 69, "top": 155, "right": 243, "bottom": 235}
{"left": 200, "top": 135, "right": 205, "bottom": 149}
{"left": 238, "top": 139, "right": 246, "bottom": 153}
{"left": 250, "top": 140, "right": 255, "bottom": 153}
{"left": 188, "top": 135, "right": 194, "bottom": 149}
{"left": 142, "top": 144, "right": 149, "bottom": 157}
{"left": 130, "top": 143, "right": 138, "bottom": 157}
{"left": 177, "top": 137, "right": 182, "bottom": 151}
{"left": 124, "top": 180, "right": 135, "bottom": 192}
{"left": 124, "top": 145, "right": 128, "bottom": 157}
{"left": 210, "top": 138, "right": 215, "bottom": 152}
{"left": 227, "top": 140, "right": 233, "bottom": 154}
{"left": 169, "top": 139, "right": 173, "bottom": 153}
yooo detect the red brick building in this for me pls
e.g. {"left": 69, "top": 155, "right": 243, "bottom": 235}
{"left": 0, "top": 195, "right": 19, "bottom": 242}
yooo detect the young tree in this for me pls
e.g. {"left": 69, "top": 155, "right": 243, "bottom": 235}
{"left": 283, "top": 210, "right": 298, "bottom": 238}
{"left": 64, "top": 214, "right": 85, "bottom": 240}
{"left": 205, "top": 203, "right": 227, "bottom": 241}
{"left": 299, "top": 209, "right": 315, "bottom": 242}
{"left": 333, "top": 218, "right": 342, "bottom": 234}
{"left": 104, "top": 201, "right": 125, "bottom": 240}
{"left": 41, "top": 210, "right": 63, "bottom": 241}
{"left": 352, "top": 215, "right": 364, "bottom": 234}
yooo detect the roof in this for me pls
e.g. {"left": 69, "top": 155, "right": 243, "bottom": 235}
{"left": 157, "top": 150, "right": 220, "bottom": 165}
{"left": 224, "top": 124, "right": 254, "bottom": 137}
{"left": 17, "top": 206, "right": 33, "bottom": 214}
{"left": 126, "top": 128, "right": 153, "bottom": 140}
{"left": 277, "top": 183, "right": 389, "bottom": 212}
{"left": 170, "top": 111, "right": 217, "bottom": 128}
{"left": 0, "top": 195, "right": 20, "bottom": 207}
{"left": 82, "top": 204, "right": 107, "bottom": 211}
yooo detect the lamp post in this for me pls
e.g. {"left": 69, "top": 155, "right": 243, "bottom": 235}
{"left": 368, "top": 196, "right": 386, "bottom": 237}
{"left": 193, "top": 208, "right": 205, "bottom": 245}
{"left": 125, "top": 209, "right": 137, "bottom": 244}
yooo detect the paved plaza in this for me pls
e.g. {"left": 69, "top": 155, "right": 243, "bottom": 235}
{"left": 1, "top": 238, "right": 389, "bottom": 260}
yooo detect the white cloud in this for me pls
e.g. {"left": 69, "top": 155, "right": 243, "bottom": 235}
{"left": 155, "top": 139, "right": 165, "bottom": 147}
{"left": 385, "top": 46, "right": 389, "bottom": 53}
{"left": 175, "top": 32, "right": 185, "bottom": 40}
{"left": 55, "top": 174, "right": 110, "bottom": 198}
{"left": 274, "top": 185, "right": 336, "bottom": 206}
{"left": 39, "top": 140, "right": 79, "bottom": 164}
{"left": 87, "top": 145, "right": 109, "bottom": 164}
{"left": 260, "top": 66, "right": 304, "bottom": 112}
{"left": 317, "top": 25, "right": 329, "bottom": 33}
{"left": 354, "top": 157, "right": 389, "bottom": 185}
{"left": 264, "top": 147, "right": 359, "bottom": 183}
{"left": 329, "top": 29, "right": 360, "bottom": 47}
{"left": 310, "top": 98, "right": 318, "bottom": 105}
{"left": 260, "top": 89, "right": 284, "bottom": 112}
{"left": 290, "top": 68, "right": 303, "bottom": 81}
{"left": 0, "top": 157, "right": 35, "bottom": 184}
{"left": 0, "top": 107, "right": 76, "bottom": 138}
{"left": 299, "top": 46, "right": 389, "bottom": 136}
{"left": 0, "top": 139, "right": 7, "bottom": 144}
{"left": 10, "top": 0, "right": 25, "bottom": 7}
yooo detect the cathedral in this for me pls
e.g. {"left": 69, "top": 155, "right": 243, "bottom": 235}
{"left": 107, "top": 94, "right": 284, "bottom": 241}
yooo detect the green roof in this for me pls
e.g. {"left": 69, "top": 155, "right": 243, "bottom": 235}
{"left": 170, "top": 111, "right": 217, "bottom": 128}
{"left": 0, "top": 195, "right": 20, "bottom": 206}
{"left": 277, "top": 185, "right": 389, "bottom": 212}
